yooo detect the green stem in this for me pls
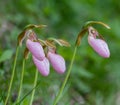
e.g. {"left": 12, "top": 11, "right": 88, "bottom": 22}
{"left": 17, "top": 59, "right": 25, "bottom": 103}
{"left": 29, "top": 69, "right": 38, "bottom": 105}
{"left": 53, "top": 46, "right": 77, "bottom": 105}
{"left": 5, "top": 47, "right": 19, "bottom": 105}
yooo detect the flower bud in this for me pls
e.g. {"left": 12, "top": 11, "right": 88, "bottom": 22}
{"left": 47, "top": 52, "right": 66, "bottom": 74}
{"left": 32, "top": 56, "right": 50, "bottom": 76}
{"left": 26, "top": 39, "right": 45, "bottom": 60}
{"left": 88, "top": 35, "right": 110, "bottom": 58}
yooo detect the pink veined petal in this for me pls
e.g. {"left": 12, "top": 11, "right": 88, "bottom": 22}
{"left": 26, "top": 39, "right": 45, "bottom": 60}
{"left": 88, "top": 36, "right": 110, "bottom": 58}
{"left": 47, "top": 52, "right": 66, "bottom": 74}
{"left": 32, "top": 56, "right": 50, "bottom": 76}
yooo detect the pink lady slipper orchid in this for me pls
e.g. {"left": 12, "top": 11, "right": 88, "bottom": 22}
{"left": 88, "top": 27, "right": 110, "bottom": 58}
{"left": 47, "top": 51, "right": 66, "bottom": 74}
{"left": 26, "top": 39, "right": 45, "bottom": 60}
{"left": 32, "top": 56, "right": 50, "bottom": 76}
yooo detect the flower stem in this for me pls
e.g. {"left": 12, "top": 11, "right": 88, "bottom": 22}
{"left": 53, "top": 46, "right": 77, "bottom": 105}
{"left": 5, "top": 47, "right": 19, "bottom": 105}
{"left": 17, "top": 59, "right": 25, "bottom": 103}
{"left": 29, "top": 69, "right": 38, "bottom": 105}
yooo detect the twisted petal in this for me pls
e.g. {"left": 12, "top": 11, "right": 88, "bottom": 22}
{"left": 48, "top": 52, "right": 66, "bottom": 74}
{"left": 88, "top": 36, "right": 110, "bottom": 58}
{"left": 32, "top": 56, "right": 50, "bottom": 76}
{"left": 26, "top": 39, "right": 45, "bottom": 60}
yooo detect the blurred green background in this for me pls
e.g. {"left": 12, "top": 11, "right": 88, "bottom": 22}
{"left": 0, "top": 0, "right": 120, "bottom": 105}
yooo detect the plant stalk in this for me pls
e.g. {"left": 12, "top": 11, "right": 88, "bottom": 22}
{"left": 5, "top": 47, "right": 19, "bottom": 105}
{"left": 29, "top": 69, "right": 38, "bottom": 105}
{"left": 53, "top": 46, "right": 77, "bottom": 105}
{"left": 17, "top": 59, "right": 25, "bottom": 103}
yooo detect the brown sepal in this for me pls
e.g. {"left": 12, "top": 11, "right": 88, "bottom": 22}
{"left": 75, "top": 28, "right": 88, "bottom": 46}
{"left": 17, "top": 30, "right": 26, "bottom": 46}
{"left": 24, "top": 47, "right": 30, "bottom": 59}
{"left": 24, "top": 24, "right": 47, "bottom": 30}
{"left": 45, "top": 40, "right": 56, "bottom": 49}
{"left": 57, "top": 39, "right": 71, "bottom": 47}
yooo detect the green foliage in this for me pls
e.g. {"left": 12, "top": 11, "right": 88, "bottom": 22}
{"left": 0, "top": 50, "right": 13, "bottom": 62}
{"left": 0, "top": 0, "right": 120, "bottom": 105}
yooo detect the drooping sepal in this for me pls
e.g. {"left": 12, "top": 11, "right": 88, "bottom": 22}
{"left": 83, "top": 21, "right": 110, "bottom": 29}
{"left": 47, "top": 38, "right": 71, "bottom": 47}
{"left": 24, "top": 47, "right": 30, "bottom": 59}
{"left": 75, "top": 28, "right": 88, "bottom": 46}
{"left": 24, "top": 24, "right": 47, "bottom": 30}
{"left": 17, "top": 30, "right": 26, "bottom": 46}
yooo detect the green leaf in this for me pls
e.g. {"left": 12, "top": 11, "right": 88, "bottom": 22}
{"left": 0, "top": 49, "right": 13, "bottom": 62}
